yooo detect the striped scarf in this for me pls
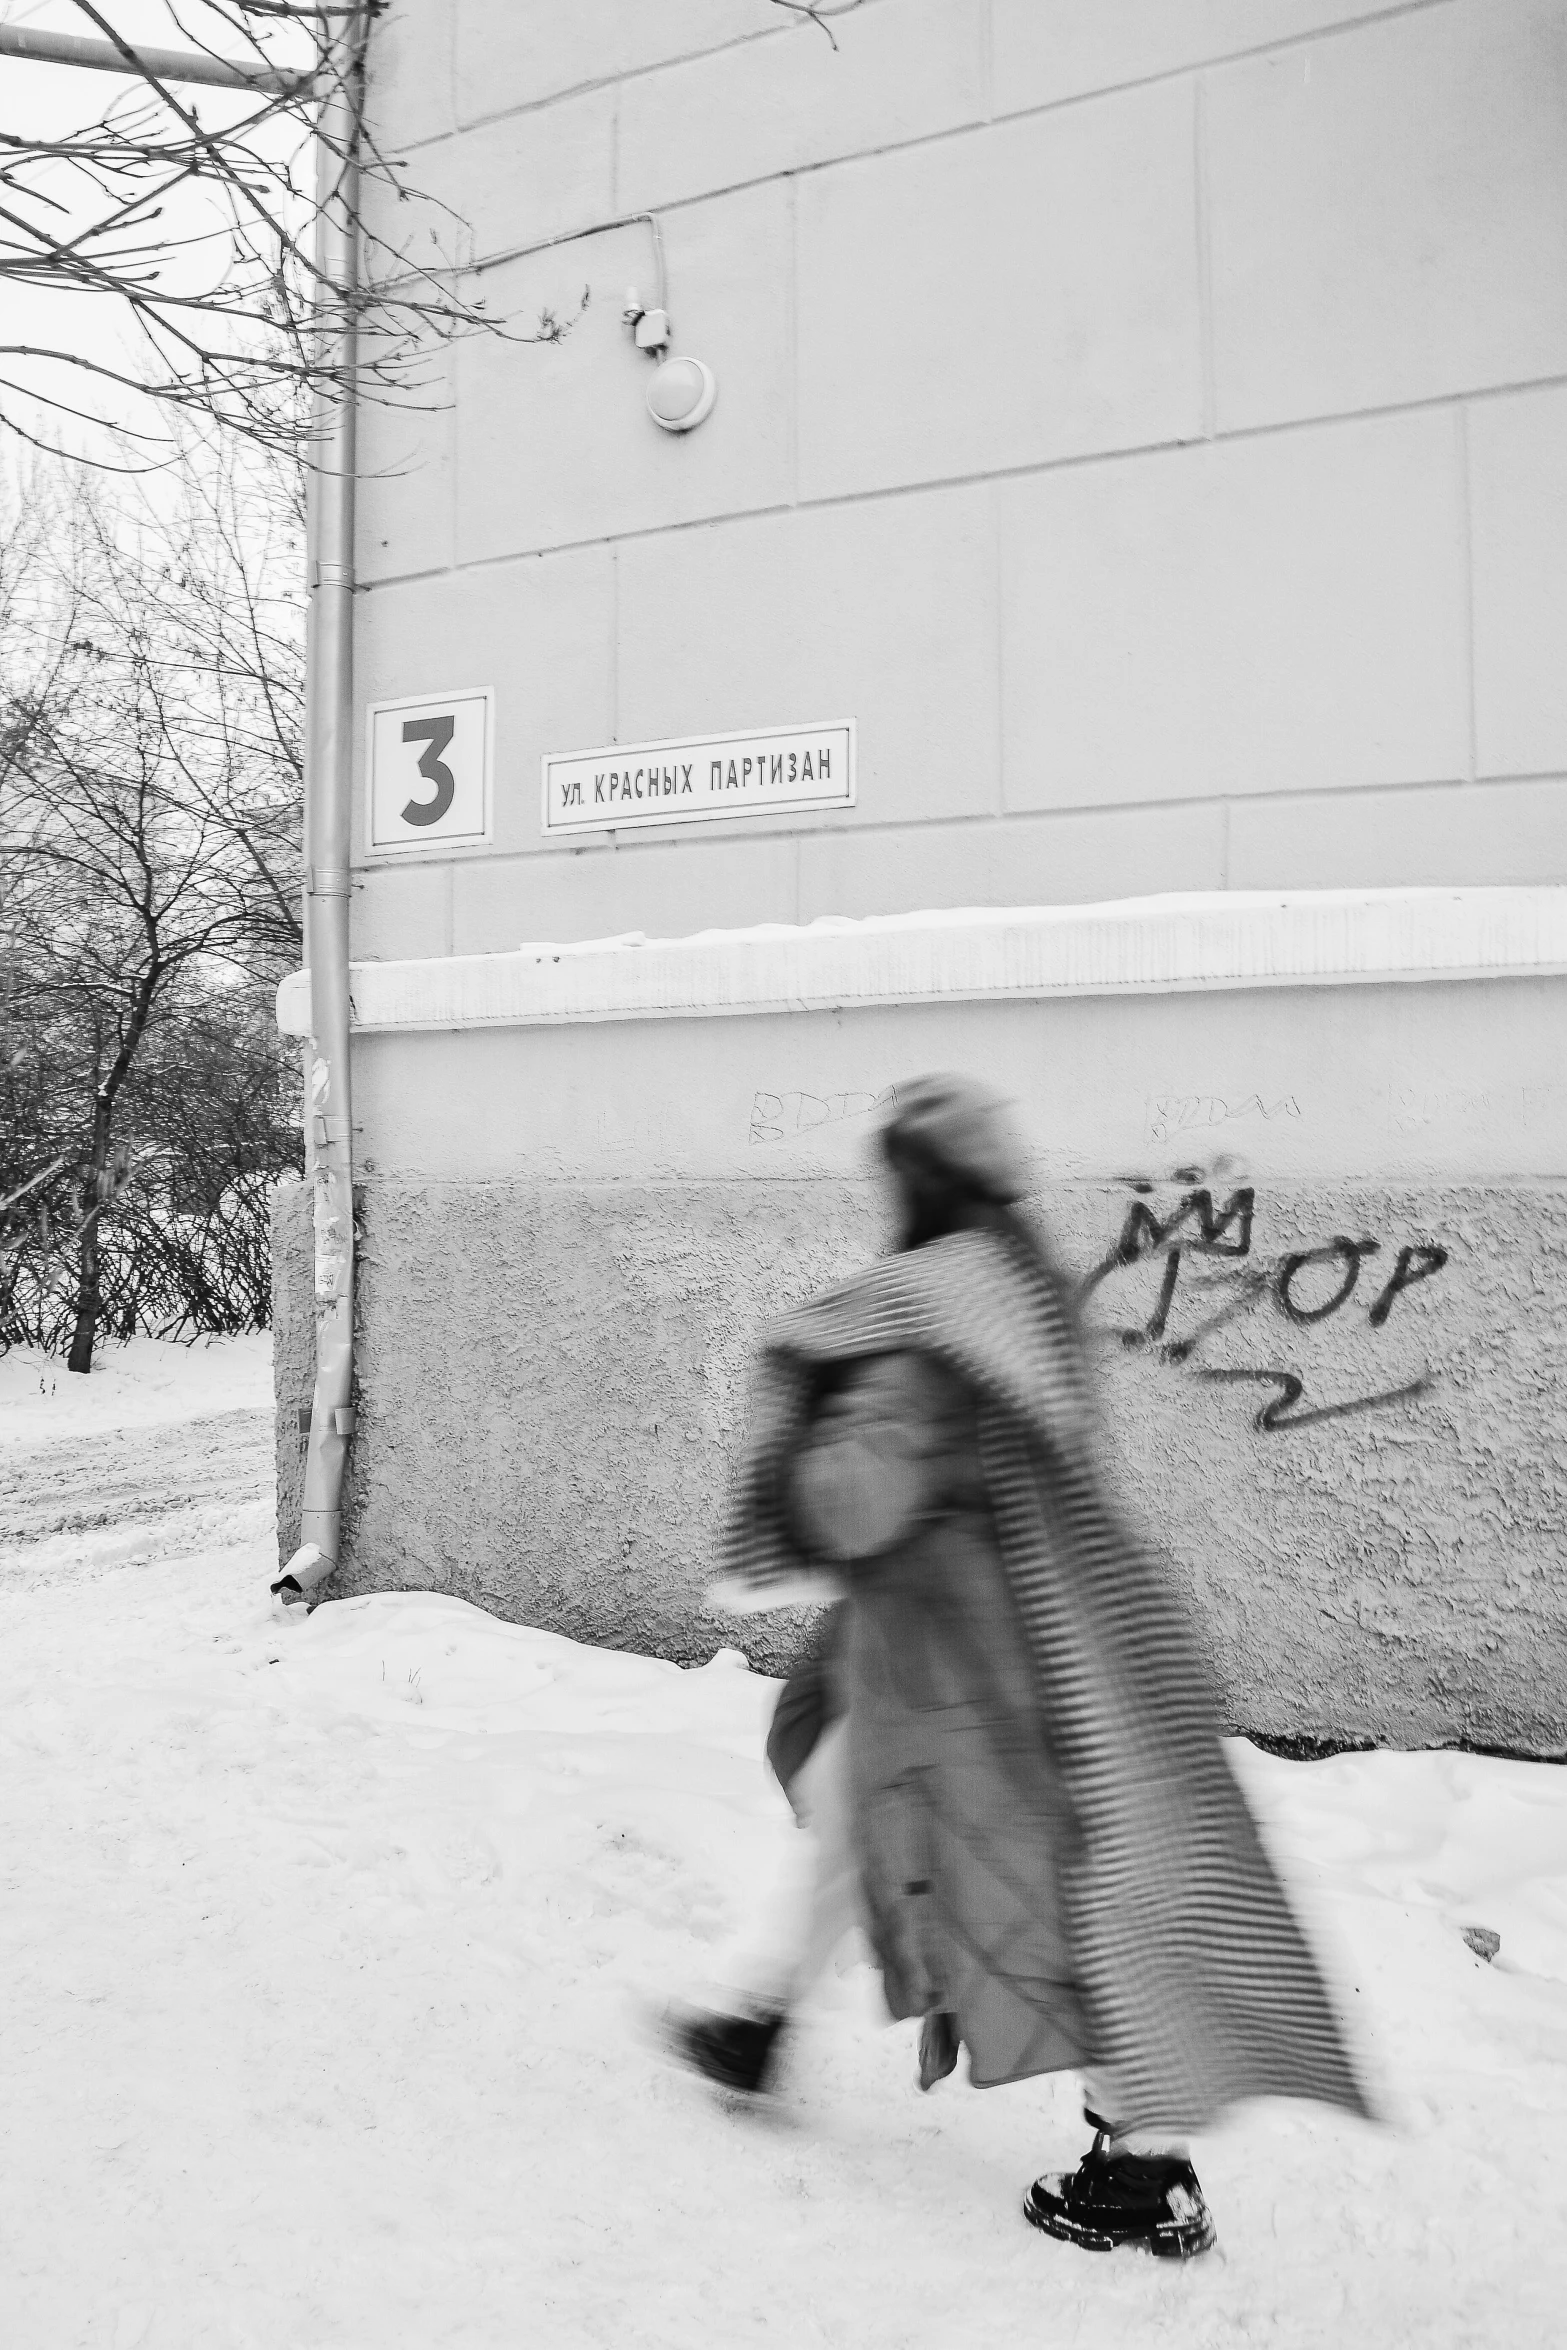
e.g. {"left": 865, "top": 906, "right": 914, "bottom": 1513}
{"left": 715, "top": 1228, "right": 1371, "bottom": 2133}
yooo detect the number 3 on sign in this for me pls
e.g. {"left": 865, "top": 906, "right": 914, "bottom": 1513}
{"left": 367, "top": 688, "right": 493, "bottom": 852}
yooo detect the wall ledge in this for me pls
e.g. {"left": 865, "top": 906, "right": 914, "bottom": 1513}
{"left": 275, "top": 887, "right": 1567, "bottom": 1038}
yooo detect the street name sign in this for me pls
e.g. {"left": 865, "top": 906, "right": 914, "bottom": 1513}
{"left": 542, "top": 719, "right": 855, "bottom": 837}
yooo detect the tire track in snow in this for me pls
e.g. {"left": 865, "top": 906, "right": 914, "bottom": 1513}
{"left": 0, "top": 1407, "right": 274, "bottom": 1587}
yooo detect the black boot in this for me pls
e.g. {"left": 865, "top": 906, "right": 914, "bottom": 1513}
{"left": 659, "top": 2001, "right": 787, "bottom": 2093}
{"left": 1024, "top": 2112, "right": 1216, "bottom": 2259}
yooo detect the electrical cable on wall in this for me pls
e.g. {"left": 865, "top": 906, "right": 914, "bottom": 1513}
{"left": 474, "top": 209, "right": 717, "bottom": 434}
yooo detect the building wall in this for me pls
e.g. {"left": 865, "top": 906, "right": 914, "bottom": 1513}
{"left": 348, "top": 0, "right": 1567, "bottom": 961}
{"left": 274, "top": 961, "right": 1567, "bottom": 1752}
{"left": 271, "top": 3, "right": 1567, "bottom": 1751}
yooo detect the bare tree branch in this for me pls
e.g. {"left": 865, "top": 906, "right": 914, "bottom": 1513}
{"left": 0, "top": 2, "right": 531, "bottom": 458}
{"left": 1, "top": 436, "right": 303, "bottom": 1361}
{"left": 767, "top": 0, "right": 866, "bottom": 51}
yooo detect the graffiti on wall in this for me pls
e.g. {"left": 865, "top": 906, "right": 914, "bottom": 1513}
{"left": 741, "top": 1085, "right": 1450, "bottom": 1436}
{"left": 1084, "top": 1168, "right": 1448, "bottom": 1433}
{"left": 1144, "top": 1092, "right": 1301, "bottom": 1145}
{"left": 749, "top": 1086, "right": 897, "bottom": 1146}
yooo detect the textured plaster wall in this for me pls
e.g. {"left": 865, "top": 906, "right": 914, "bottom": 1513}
{"left": 273, "top": 1167, "right": 1567, "bottom": 1754}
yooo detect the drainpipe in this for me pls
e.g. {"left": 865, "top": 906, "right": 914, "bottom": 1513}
{"left": 274, "top": 8, "right": 364, "bottom": 1608}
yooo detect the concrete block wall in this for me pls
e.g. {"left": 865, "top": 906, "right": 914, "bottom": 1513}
{"left": 301, "top": 3, "right": 1567, "bottom": 1747}
{"left": 348, "top": 0, "right": 1567, "bottom": 965}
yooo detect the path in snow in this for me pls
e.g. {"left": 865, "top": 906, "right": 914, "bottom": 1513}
{"left": 0, "top": 1407, "right": 271, "bottom": 1562}
{"left": 0, "top": 1337, "right": 273, "bottom": 1602}
{"left": 1, "top": 1338, "right": 1564, "bottom": 2350}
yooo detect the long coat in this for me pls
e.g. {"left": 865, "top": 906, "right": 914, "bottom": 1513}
{"left": 790, "top": 1349, "right": 1091, "bottom": 2086}
{"left": 714, "top": 1227, "right": 1370, "bottom": 2135}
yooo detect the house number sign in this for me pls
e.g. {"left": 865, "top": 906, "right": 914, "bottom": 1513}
{"left": 366, "top": 688, "right": 494, "bottom": 853}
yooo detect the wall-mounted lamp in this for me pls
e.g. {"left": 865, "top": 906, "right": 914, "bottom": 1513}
{"left": 623, "top": 219, "right": 717, "bottom": 433}
{"left": 645, "top": 355, "right": 718, "bottom": 433}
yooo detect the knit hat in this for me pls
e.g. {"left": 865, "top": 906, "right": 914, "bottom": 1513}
{"left": 878, "top": 1073, "right": 1030, "bottom": 1203}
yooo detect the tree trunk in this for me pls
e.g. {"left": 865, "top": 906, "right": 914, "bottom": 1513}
{"left": 65, "top": 1091, "right": 112, "bottom": 1374}
{"left": 65, "top": 959, "right": 160, "bottom": 1374}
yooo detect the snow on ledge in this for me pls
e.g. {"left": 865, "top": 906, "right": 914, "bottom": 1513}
{"left": 274, "top": 887, "right": 1567, "bottom": 1038}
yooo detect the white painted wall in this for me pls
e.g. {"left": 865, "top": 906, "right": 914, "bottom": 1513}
{"left": 338, "top": 976, "right": 1561, "bottom": 1189}
{"left": 278, "top": 889, "right": 1567, "bottom": 1180}
{"left": 346, "top": 0, "right": 1567, "bottom": 966}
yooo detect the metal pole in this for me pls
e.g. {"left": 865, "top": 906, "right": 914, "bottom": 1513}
{"left": 0, "top": 22, "right": 307, "bottom": 94}
{"left": 291, "top": 6, "right": 363, "bottom": 1597}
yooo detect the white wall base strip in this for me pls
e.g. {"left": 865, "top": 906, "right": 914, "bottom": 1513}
{"left": 275, "top": 887, "right": 1567, "bottom": 1038}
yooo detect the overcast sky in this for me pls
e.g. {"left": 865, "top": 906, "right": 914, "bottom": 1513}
{"left": 0, "top": 1, "right": 311, "bottom": 472}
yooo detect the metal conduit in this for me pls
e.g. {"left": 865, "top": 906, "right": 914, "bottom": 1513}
{"left": 0, "top": 21, "right": 309, "bottom": 95}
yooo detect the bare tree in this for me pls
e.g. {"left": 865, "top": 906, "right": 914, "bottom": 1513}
{"left": 0, "top": 436, "right": 303, "bottom": 1365}
{"left": 0, "top": 2, "right": 552, "bottom": 461}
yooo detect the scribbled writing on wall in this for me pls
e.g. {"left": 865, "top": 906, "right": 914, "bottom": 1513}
{"left": 1144, "top": 1093, "right": 1301, "bottom": 1145}
{"left": 749, "top": 1087, "right": 897, "bottom": 1146}
{"left": 1389, "top": 1080, "right": 1563, "bottom": 1136}
{"left": 1082, "top": 1174, "right": 1448, "bottom": 1432}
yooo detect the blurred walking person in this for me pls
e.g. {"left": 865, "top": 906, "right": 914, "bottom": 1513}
{"left": 665, "top": 1073, "right": 1369, "bottom": 2259}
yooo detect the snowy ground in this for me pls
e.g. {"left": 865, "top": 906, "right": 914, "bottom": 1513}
{"left": 0, "top": 1332, "right": 273, "bottom": 1443}
{"left": 2, "top": 1339, "right": 1564, "bottom": 2349}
